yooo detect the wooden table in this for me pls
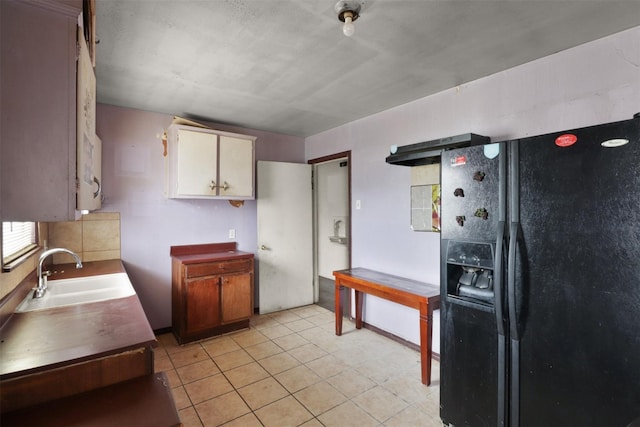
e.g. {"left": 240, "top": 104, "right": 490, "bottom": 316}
{"left": 333, "top": 267, "right": 441, "bottom": 386}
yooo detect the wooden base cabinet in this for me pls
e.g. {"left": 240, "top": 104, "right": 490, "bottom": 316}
{"left": 171, "top": 243, "right": 254, "bottom": 345}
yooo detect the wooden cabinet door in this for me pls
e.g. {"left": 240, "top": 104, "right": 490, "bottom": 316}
{"left": 219, "top": 135, "right": 254, "bottom": 198}
{"left": 221, "top": 273, "right": 253, "bottom": 323}
{"left": 185, "top": 276, "right": 220, "bottom": 332}
{"left": 176, "top": 129, "right": 218, "bottom": 196}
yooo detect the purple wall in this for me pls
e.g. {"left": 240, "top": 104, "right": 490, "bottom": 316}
{"left": 96, "top": 26, "right": 639, "bottom": 335}
{"left": 305, "top": 26, "right": 640, "bottom": 350}
{"left": 96, "top": 104, "right": 304, "bottom": 329}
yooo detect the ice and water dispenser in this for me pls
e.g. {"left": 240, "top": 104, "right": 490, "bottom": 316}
{"left": 444, "top": 240, "right": 495, "bottom": 307}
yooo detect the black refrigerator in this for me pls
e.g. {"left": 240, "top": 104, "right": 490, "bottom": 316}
{"left": 439, "top": 114, "right": 640, "bottom": 427}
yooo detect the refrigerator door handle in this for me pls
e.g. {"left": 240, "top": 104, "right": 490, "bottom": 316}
{"left": 495, "top": 220, "right": 508, "bottom": 427}
{"left": 494, "top": 221, "right": 507, "bottom": 336}
{"left": 507, "top": 221, "right": 520, "bottom": 341}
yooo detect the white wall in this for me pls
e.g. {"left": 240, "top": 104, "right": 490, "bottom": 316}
{"left": 305, "top": 26, "right": 640, "bottom": 353}
{"left": 96, "top": 105, "right": 305, "bottom": 329}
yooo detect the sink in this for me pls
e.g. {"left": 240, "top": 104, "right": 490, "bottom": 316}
{"left": 15, "top": 273, "right": 136, "bottom": 313}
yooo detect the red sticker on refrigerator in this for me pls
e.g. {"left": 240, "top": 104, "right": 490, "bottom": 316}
{"left": 451, "top": 155, "right": 467, "bottom": 167}
{"left": 555, "top": 134, "right": 577, "bottom": 147}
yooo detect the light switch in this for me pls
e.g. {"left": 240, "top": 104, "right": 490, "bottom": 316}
{"left": 228, "top": 229, "right": 236, "bottom": 239}
{"left": 356, "top": 200, "right": 361, "bottom": 210}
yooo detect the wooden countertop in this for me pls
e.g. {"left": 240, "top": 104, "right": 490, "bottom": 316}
{"left": 170, "top": 242, "right": 254, "bottom": 264}
{"left": 0, "top": 260, "right": 156, "bottom": 380}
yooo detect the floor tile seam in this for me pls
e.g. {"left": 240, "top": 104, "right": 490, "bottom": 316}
{"left": 215, "top": 368, "right": 323, "bottom": 425}
{"left": 302, "top": 358, "right": 356, "bottom": 382}
{"left": 241, "top": 388, "right": 293, "bottom": 413}
{"left": 155, "top": 354, "right": 177, "bottom": 372}
{"left": 202, "top": 345, "right": 245, "bottom": 360}
{"left": 183, "top": 404, "right": 207, "bottom": 427}
{"left": 348, "top": 387, "right": 412, "bottom": 424}
{"left": 284, "top": 390, "right": 337, "bottom": 422}
{"left": 175, "top": 384, "right": 198, "bottom": 410}
{"left": 191, "top": 389, "right": 253, "bottom": 426}
{"left": 241, "top": 338, "right": 289, "bottom": 360}
{"left": 162, "top": 339, "right": 206, "bottom": 356}
{"left": 255, "top": 358, "right": 302, "bottom": 378}
{"left": 214, "top": 351, "right": 294, "bottom": 403}
{"left": 290, "top": 379, "right": 351, "bottom": 417}
{"left": 271, "top": 332, "right": 312, "bottom": 351}
{"left": 264, "top": 364, "right": 325, "bottom": 400}
{"left": 208, "top": 344, "right": 261, "bottom": 373}
{"left": 288, "top": 349, "right": 330, "bottom": 365}
{"left": 175, "top": 369, "right": 220, "bottom": 386}
{"left": 165, "top": 341, "right": 209, "bottom": 369}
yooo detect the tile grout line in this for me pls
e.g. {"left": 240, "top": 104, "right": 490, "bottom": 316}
{"left": 157, "top": 305, "right": 440, "bottom": 426}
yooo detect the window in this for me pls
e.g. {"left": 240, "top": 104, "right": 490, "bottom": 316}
{"left": 2, "top": 221, "right": 38, "bottom": 270}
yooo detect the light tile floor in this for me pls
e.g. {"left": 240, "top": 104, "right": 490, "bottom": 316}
{"left": 155, "top": 304, "right": 442, "bottom": 427}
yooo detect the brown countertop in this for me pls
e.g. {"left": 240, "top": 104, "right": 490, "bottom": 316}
{"left": 170, "top": 241, "right": 254, "bottom": 264}
{"left": 0, "top": 260, "right": 156, "bottom": 380}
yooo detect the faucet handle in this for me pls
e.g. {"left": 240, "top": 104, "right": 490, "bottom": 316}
{"left": 42, "top": 270, "right": 52, "bottom": 278}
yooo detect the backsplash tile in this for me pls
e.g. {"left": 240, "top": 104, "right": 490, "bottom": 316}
{"left": 49, "top": 213, "right": 121, "bottom": 263}
{"left": 83, "top": 220, "right": 119, "bottom": 252}
{"left": 83, "top": 250, "right": 121, "bottom": 262}
{"left": 48, "top": 221, "right": 82, "bottom": 254}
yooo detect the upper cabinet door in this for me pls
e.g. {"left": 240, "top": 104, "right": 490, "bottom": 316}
{"left": 176, "top": 129, "right": 218, "bottom": 197}
{"left": 76, "top": 32, "right": 100, "bottom": 212}
{"left": 219, "top": 135, "right": 255, "bottom": 198}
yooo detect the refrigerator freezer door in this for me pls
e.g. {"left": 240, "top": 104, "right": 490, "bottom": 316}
{"left": 440, "top": 143, "right": 506, "bottom": 426}
{"left": 516, "top": 117, "right": 640, "bottom": 427}
{"left": 441, "top": 144, "right": 502, "bottom": 243}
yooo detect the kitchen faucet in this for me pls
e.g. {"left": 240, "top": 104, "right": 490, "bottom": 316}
{"left": 34, "top": 248, "right": 83, "bottom": 298}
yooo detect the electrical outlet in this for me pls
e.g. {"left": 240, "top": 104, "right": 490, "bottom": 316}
{"left": 228, "top": 229, "right": 236, "bottom": 239}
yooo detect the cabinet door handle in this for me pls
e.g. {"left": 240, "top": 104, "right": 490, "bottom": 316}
{"left": 209, "top": 180, "right": 229, "bottom": 191}
{"left": 92, "top": 176, "right": 101, "bottom": 199}
{"left": 260, "top": 245, "right": 269, "bottom": 251}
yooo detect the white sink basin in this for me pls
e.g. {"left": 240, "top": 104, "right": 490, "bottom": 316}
{"left": 15, "top": 272, "right": 136, "bottom": 313}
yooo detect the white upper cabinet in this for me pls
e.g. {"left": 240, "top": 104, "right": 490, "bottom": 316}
{"left": 165, "top": 125, "right": 256, "bottom": 200}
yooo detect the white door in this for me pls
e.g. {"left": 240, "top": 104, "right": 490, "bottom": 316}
{"left": 257, "top": 161, "right": 313, "bottom": 314}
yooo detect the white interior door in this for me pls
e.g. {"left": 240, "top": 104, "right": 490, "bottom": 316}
{"left": 257, "top": 161, "right": 313, "bottom": 314}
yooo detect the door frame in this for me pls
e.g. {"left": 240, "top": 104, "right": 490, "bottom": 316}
{"left": 308, "top": 151, "right": 352, "bottom": 303}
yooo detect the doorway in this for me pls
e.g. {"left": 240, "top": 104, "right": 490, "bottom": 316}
{"left": 309, "top": 152, "right": 351, "bottom": 313}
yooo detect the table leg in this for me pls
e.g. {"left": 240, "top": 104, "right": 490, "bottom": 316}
{"left": 335, "top": 283, "right": 343, "bottom": 336}
{"left": 419, "top": 301, "right": 433, "bottom": 386}
{"left": 355, "top": 290, "right": 363, "bottom": 329}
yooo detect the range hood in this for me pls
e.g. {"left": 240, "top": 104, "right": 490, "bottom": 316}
{"left": 386, "top": 133, "right": 490, "bottom": 166}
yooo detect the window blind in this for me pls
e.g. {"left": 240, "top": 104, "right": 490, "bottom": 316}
{"left": 2, "top": 222, "right": 37, "bottom": 263}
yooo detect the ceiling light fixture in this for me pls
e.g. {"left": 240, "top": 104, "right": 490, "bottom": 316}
{"left": 335, "top": 1, "right": 362, "bottom": 37}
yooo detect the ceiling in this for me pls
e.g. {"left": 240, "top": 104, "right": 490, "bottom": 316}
{"left": 95, "top": 1, "right": 640, "bottom": 137}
